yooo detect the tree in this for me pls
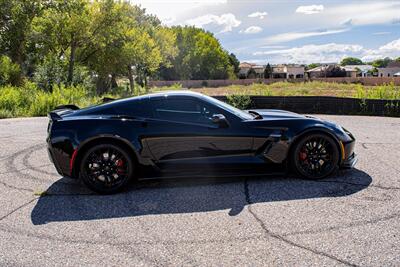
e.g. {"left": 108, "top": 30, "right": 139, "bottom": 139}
{"left": 264, "top": 63, "right": 272, "bottom": 78}
{"left": 0, "top": 0, "right": 48, "bottom": 82}
{"left": 228, "top": 53, "right": 240, "bottom": 77}
{"left": 326, "top": 66, "right": 346, "bottom": 77}
{"left": 0, "top": 55, "right": 21, "bottom": 85}
{"left": 371, "top": 57, "right": 393, "bottom": 68}
{"left": 306, "top": 63, "right": 319, "bottom": 70}
{"left": 340, "top": 57, "right": 363, "bottom": 66}
{"left": 158, "top": 26, "right": 235, "bottom": 81}
{"left": 247, "top": 68, "right": 256, "bottom": 79}
{"left": 32, "top": 0, "right": 96, "bottom": 85}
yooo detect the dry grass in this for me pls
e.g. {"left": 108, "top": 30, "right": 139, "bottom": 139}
{"left": 150, "top": 81, "right": 400, "bottom": 99}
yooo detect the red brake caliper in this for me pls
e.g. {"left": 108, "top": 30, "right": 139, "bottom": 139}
{"left": 115, "top": 159, "right": 124, "bottom": 174}
{"left": 299, "top": 150, "right": 307, "bottom": 161}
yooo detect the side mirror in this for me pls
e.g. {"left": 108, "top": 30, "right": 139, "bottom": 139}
{"left": 211, "top": 114, "right": 228, "bottom": 128}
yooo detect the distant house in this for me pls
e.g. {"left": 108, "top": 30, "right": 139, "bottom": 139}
{"left": 343, "top": 65, "right": 374, "bottom": 77}
{"left": 307, "top": 64, "right": 353, "bottom": 78}
{"left": 252, "top": 65, "right": 265, "bottom": 78}
{"left": 272, "top": 64, "right": 304, "bottom": 79}
{"left": 306, "top": 65, "right": 334, "bottom": 78}
{"left": 378, "top": 61, "right": 400, "bottom": 77}
{"left": 238, "top": 62, "right": 255, "bottom": 78}
{"left": 239, "top": 62, "right": 305, "bottom": 79}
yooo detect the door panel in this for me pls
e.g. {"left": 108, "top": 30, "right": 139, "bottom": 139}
{"left": 143, "top": 96, "right": 253, "bottom": 169}
{"left": 144, "top": 119, "right": 253, "bottom": 161}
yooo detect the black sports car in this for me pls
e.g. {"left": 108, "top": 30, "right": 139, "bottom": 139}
{"left": 47, "top": 91, "right": 357, "bottom": 194}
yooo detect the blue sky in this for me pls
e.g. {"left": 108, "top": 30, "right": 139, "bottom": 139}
{"left": 132, "top": 0, "right": 400, "bottom": 64}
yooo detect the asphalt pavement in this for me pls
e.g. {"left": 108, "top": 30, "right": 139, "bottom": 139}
{"left": 0, "top": 115, "right": 399, "bottom": 266}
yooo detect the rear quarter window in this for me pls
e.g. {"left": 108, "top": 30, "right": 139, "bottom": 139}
{"left": 88, "top": 100, "right": 152, "bottom": 118}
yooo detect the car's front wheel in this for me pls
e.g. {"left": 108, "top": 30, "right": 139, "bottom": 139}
{"left": 292, "top": 133, "right": 339, "bottom": 179}
{"left": 80, "top": 143, "right": 134, "bottom": 194}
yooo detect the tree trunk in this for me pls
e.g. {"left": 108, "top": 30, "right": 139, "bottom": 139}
{"left": 96, "top": 75, "right": 110, "bottom": 95}
{"left": 127, "top": 66, "right": 134, "bottom": 93}
{"left": 110, "top": 74, "right": 118, "bottom": 89}
{"left": 67, "top": 39, "right": 76, "bottom": 85}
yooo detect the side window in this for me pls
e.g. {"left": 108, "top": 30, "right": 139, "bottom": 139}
{"left": 117, "top": 101, "right": 152, "bottom": 118}
{"left": 153, "top": 98, "right": 218, "bottom": 124}
{"left": 95, "top": 100, "right": 152, "bottom": 118}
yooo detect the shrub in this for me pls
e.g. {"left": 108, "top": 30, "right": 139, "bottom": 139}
{"left": 33, "top": 56, "right": 94, "bottom": 91}
{"left": 226, "top": 94, "right": 252, "bottom": 109}
{"left": 33, "top": 56, "right": 65, "bottom": 91}
{"left": 0, "top": 56, "right": 21, "bottom": 86}
{"left": 0, "top": 83, "right": 99, "bottom": 117}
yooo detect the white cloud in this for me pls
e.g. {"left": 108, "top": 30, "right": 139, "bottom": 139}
{"left": 186, "top": 13, "right": 241, "bottom": 33}
{"left": 240, "top": 26, "right": 263, "bottom": 34}
{"left": 379, "top": 39, "right": 400, "bottom": 52}
{"left": 325, "top": 2, "right": 400, "bottom": 26}
{"left": 248, "top": 11, "right": 268, "bottom": 19}
{"left": 295, "top": 5, "right": 324, "bottom": 15}
{"left": 363, "top": 39, "right": 400, "bottom": 61}
{"left": 264, "top": 28, "right": 348, "bottom": 44}
{"left": 252, "top": 38, "right": 400, "bottom": 64}
{"left": 373, "top": 32, "right": 391, "bottom": 35}
{"left": 130, "top": 0, "right": 227, "bottom": 24}
{"left": 253, "top": 43, "right": 364, "bottom": 64}
{"left": 260, "top": 45, "right": 287, "bottom": 49}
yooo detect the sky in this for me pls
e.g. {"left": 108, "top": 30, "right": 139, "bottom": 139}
{"left": 131, "top": 0, "right": 400, "bottom": 64}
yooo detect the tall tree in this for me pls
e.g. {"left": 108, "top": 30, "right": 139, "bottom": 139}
{"left": 158, "top": 26, "right": 235, "bottom": 81}
{"left": 264, "top": 63, "right": 272, "bottom": 78}
{"left": 0, "top": 0, "right": 48, "bottom": 83}
{"left": 340, "top": 57, "right": 363, "bottom": 66}
{"left": 228, "top": 53, "right": 240, "bottom": 77}
{"left": 371, "top": 57, "right": 393, "bottom": 68}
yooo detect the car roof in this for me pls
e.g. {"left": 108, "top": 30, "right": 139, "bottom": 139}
{"left": 69, "top": 91, "right": 206, "bottom": 116}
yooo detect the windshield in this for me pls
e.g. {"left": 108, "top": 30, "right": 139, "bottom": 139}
{"left": 202, "top": 95, "right": 254, "bottom": 120}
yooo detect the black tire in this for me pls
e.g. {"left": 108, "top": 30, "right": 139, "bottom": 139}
{"left": 80, "top": 143, "right": 134, "bottom": 194}
{"left": 291, "top": 133, "right": 339, "bottom": 179}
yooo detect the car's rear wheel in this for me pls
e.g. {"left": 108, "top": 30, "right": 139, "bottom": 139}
{"left": 80, "top": 144, "right": 134, "bottom": 194}
{"left": 292, "top": 133, "right": 339, "bottom": 179}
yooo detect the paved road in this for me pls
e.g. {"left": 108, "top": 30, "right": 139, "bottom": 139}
{"left": 0, "top": 115, "right": 399, "bottom": 266}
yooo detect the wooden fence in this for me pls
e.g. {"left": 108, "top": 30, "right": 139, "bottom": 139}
{"left": 213, "top": 96, "right": 400, "bottom": 117}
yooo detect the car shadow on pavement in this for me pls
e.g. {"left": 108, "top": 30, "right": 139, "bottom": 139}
{"left": 31, "top": 169, "right": 372, "bottom": 225}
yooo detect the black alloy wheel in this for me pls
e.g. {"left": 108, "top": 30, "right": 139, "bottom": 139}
{"left": 292, "top": 133, "right": 339, "bottom": 179}
{"left": 80, "top": 144, "right": 134, "bottom": 194}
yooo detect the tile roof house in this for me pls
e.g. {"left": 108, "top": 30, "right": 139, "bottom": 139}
{"left": 378, "top": 61, "right": 400, "bottom": 77}
{"left": 343, "top": 65, "right": 374, "bottom": 77}
{"left": 239, "top": 62, "right": 305, "bottom": 79}
{"left": 307, "top": 64, "right": 358, "bottom": 78}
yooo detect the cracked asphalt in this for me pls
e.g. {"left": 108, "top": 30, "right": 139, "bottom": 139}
{"left": 0, "top": 115, "right": 399, "bottom": 266}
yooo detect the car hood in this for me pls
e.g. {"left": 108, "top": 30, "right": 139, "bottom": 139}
{"left": 246, "top": 109, "right": 307, "bottom": 119}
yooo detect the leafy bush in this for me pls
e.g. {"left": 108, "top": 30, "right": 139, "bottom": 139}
{"left": 226, "top": 94, "right": 252, "bottom": 109}
{"left": 0, "top": 56, "right": 21, "bottom": 86}
{"left": 355, "top": 82, "right": 400, "bottom": 100}
{"left": 0, "top": 83, "right": 100, "bottom": 117}
{"left": 33, "top": 56, "right": 94, "bottom": 91}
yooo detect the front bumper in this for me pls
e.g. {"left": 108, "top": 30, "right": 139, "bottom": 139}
{"left": 340, "top": 138, "right": 358, "bottom": 169}
{"left": 341, "top": 152, "right": 358, "bottom": 168}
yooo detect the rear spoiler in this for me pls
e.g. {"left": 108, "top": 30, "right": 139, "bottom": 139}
{"left": 48, "top": 104, "right": 80, "bottom": 121}
{"left": 54, "top": 104, "right": 80, "bottom": 110}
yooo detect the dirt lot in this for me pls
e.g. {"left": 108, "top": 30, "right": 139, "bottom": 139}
{"left": 0, "top": 115, "right": 399, "bottom": 266}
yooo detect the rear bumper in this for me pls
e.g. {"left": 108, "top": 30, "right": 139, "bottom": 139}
{"left": 47, "top": 139, "right": 75, "bottom": 178}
